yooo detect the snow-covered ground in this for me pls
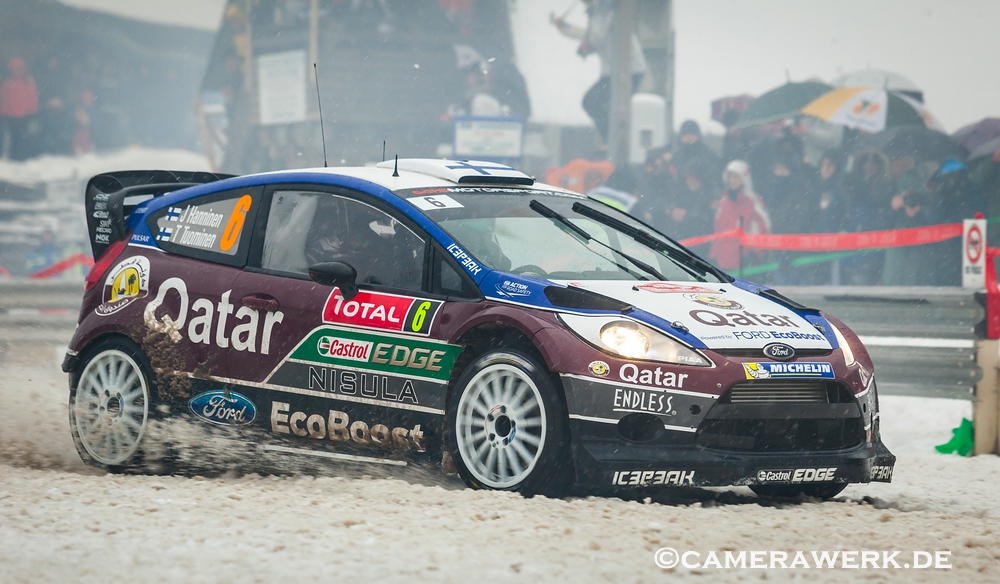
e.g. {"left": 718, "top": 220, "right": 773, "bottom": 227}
{"left": 0, "top": 147, "right": 211, "bottom": 188}
{"left": 1, "top": 340, "right": 998, "bottom": 582}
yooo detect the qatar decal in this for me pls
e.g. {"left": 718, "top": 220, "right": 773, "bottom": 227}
{"left": 552, "top": 280, "right": 833, "bottom": 350}
{"left": 96, "top": 256, "right": 150, "bottom": 316}
{"left": 322, "top": 288, "right": 442, "bottom": 336}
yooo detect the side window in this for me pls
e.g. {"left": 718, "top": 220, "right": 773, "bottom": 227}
{"left": 260, "top": 190, "right": 426, "bottom": 292}
{"left": 432, "top": 244, "right": 479, "bottom": 299}
{"left": 148, "top": 187, "right": 258, "bottom": 267}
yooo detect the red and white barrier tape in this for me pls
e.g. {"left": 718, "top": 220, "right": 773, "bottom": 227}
{"left": 678, "top": 223, "right": 963, "bottom": 251}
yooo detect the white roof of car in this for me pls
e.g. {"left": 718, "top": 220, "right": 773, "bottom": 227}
{"left": 273, "top": 158, "right": 576, "bottom": 195}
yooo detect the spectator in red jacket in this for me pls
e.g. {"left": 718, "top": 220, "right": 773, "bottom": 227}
{"left": 0, "top": 58, "right": 40, "bottom": 160}
{"left": 709, "top": 160, "right": 771, "bottom": 271}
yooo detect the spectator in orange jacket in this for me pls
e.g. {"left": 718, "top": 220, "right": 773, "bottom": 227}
{"left": 0, "top": 58, "right": 40, "bottom": 160}
{"left": 709, "top": 160, "right": 771, "bottom": 271}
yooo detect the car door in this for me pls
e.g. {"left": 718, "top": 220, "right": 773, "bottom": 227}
{"left": 227, "top": 186, "right": 461, "bottom": 462}
{"left": 141, "top": 186, "right": 261, "bottom": 402}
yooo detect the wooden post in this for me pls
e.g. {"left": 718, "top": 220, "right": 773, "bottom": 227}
{"left": 608, "top": 0, "right": 635, "bottom": 166}
{"left": 973, "top": 339, "right": 1000, "bottom": 455}
{"left": 309, "top": 0, "right": 319, "bottom": 75}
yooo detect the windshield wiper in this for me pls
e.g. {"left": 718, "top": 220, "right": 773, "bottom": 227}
{"left": 529, "top": 199, "right": 666, "bottom": 281}
{"left": 571, "top": 201, "right": 732, "bottom": 282}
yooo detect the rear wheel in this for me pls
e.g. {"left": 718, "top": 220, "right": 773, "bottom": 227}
{"left": 447, "top": 350, "right": 573, "bottom": 496}
{"left": 750, "top": 483, "right": 847, "bottom": 500}
{"left": 69, "top": 338, "right": 160, "bottom": 473}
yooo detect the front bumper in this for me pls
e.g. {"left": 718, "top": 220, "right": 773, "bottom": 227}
{"left": 570, "top": 419, "right": 895, "bottom": 489}
{"left": 561, "top": 373, "right": 895, "bottom": 490}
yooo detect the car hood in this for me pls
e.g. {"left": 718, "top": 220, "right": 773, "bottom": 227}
{"left": 555, "top": 280, "right": 834, "bottom": 350}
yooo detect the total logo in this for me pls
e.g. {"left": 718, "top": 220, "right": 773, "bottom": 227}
{"left": 323, "top": 289, "right": 442, "bottom": 336}
{"left": 756, "top": 467, "right": 837, "bottom": 484}
{"left": 684, "top": 294, "right": 743, "bottom": 311}
{"left": 96, "top": 256, "right": 150, "bottom": 316}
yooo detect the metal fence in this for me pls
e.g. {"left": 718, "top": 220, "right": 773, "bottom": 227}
{"left": 0, "top": 281, "right": 984, "bottom": 400}
{"left": 783, "top": 286, "right": 982, "bottom": 400}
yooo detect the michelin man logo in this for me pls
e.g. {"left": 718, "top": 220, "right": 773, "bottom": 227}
{"left": 743, "top": 362, "right": 771, "bottom": 379}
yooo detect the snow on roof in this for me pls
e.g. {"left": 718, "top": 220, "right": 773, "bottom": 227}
{"left": 253, "top": 159, "right": 559, "bottom": 193}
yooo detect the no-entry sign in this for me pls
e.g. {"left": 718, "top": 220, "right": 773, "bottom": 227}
{"left": 962, "top": 218, "right": 987, "bottom": 288}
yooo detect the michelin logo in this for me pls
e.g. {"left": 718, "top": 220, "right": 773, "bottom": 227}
{"left": 743, "top": 362, "right": 834, "bottom": 380}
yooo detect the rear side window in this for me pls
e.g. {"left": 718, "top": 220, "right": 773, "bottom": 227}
{"left": 147, "top": 187, "right": 260, "bottom": 267}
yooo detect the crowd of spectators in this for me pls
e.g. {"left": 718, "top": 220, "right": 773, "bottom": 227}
{"left": 0, "top": 56, "right": 100, "bottom": 161}
{"left": 624, "top": 118, "right": 986, "bottom": 287}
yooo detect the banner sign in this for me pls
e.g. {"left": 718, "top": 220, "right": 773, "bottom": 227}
{"left": 453, "top": 116, "right": 523, "bottom": 159}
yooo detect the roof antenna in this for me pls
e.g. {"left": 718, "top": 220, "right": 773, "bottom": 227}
{"left": 382, "top": 140, "right": 386, "bottom": 162}
{"left": 392, "top": 154, "right": 399, "bottom": 177}
{"left": 313, "top": 63, "right": 328, "bottom": 168}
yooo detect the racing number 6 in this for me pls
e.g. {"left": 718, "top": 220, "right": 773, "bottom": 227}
{"left": 411, "top": 301, "right": 431, "bottom": 332}
{"left": 220, "top": 194, "right": 253, "bottom": 252}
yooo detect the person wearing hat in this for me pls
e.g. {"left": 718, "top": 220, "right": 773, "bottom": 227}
{"left": 925, "top": 159, "right": 985, "bottom": 285}
{"left": 883, "top": 170, "right": 936, "bottom": 285}
{"left": 0, "top": 57, "right": 40, "bottom": 160}
{"left": 671, "top": 120, "right": 721, "bottom": 186}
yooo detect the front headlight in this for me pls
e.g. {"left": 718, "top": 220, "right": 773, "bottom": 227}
{"left": 559, "top": 314, "right": 711, "bottom": 367}
{"left": 830, "top": 323, "right": 856, "bottom": 367}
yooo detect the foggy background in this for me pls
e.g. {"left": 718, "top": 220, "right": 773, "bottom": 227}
{"left": 54, "top": 0, "right": 1000, "bottom": 132}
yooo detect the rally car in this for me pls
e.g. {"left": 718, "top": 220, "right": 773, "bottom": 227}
{"left": 64, "top": 159, "right": 894, "bottom": 498}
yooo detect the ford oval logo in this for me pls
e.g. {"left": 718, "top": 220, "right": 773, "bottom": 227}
{"left": 188, "top": 390, "right": 257, "bottom": 426}
{"left": 762, "top": 343, "right": 795, "bottom": 361}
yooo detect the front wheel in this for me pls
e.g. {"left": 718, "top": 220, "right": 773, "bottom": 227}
{"left": 447, "top": 350, "right": 573, "bottom": 496}
{"left": 69, "top": 337, "right": 160, "bottom": 473}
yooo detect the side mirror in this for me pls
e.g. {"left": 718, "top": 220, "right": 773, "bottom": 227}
{"left": 308, "top": 261, "right": 359, "bottom": 300}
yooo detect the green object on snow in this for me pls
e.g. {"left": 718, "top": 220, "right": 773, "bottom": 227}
{"left": 934, "top": 418, "right": 974, "bottom": 456}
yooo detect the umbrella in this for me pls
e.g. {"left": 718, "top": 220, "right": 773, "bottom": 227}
{"left": 832, "top": 70, "right": 923, "bottom": 103}
{"left": 952, "top": 118, "right": 1000, "bottom": 153}
{"left": 800, "top": 87, "right": 943, "bottom": 134}
{"left": 857, "top": 126, "right": 966, "bottom": 162}
{"left": 968, "top": 136, "right": 1000, "bottom": 162}
{"left": 733, "top": 81, "right": 832, "bottom": 128}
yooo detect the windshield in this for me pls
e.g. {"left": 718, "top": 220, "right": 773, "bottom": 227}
{"left": 402, "top": 188, "right": 725, "bottom": 282}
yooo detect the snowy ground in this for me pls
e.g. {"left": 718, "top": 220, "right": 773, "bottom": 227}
{"left": 1, "top": 340, "right": 999, "bottom": 582}
{"left": 0, "top": 147, "right": 210, "bottom": 187}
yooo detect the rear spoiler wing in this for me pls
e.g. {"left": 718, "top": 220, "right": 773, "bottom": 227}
{"left": 85, "top": 170, "right": 235, "bottom": 259}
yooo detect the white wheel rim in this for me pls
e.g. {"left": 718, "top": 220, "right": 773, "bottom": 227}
{"left": 455, "top": 363, "right": 546, "bottom": 489}
{"left": 74, "top": 349, "right": 148, "bottom": 465}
